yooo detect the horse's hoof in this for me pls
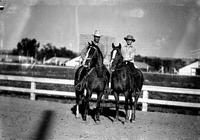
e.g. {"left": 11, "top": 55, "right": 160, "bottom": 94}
{"left": 75, "top": 113, "right": 81, "bottom": 118}
{"left": 131, "top": 120, "right": 135, "bottom": 123}
{"left": 83, "top": 116, "right": 87, "bottom": 121}
{"left": 95, "top": 115, "right": 100, "bottom": 121}
{"left": 96, "top": 118, "right": 100, "bottom": 122}
{"left": 125, "top": 118, "right": 129, "bottom": 123}
{"left": 130, "top": 119, "right": 136, "bottom": 123}
{"left": 95, "top": 119, "right": 101, "bottom": 124}
{"left": 113, "top": 118, "right": 118, "bottom": 123}
{"left": 83, "top": 118, "right": 86, "bottom": 121}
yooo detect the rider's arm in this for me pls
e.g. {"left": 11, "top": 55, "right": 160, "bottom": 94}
{"left": 99, "top": 43, "right": 107, "bottom": 59}
{"left": 129, "top": 46, "right": 136, "bottom": 62}
{"left": 80, "top": 42, "right": 89, "bottom": 60}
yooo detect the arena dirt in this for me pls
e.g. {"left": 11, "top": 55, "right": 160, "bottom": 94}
{"left": 0, "top": 96, "right": 199, "bottom": 140}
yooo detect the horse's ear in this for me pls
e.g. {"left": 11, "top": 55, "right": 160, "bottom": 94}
{"left": 119, "top": 43, "right": 121, "bottom": 49}
{"left": 88, "top": 42, "right": 91, "bottom": 46}
{"left": 112, "top": 43, "right": 115, "bottom": 49}
{"left": 91, "top": 41, "right": 95, "bottom": 46}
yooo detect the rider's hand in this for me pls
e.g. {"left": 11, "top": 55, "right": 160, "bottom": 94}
{"left": 108, "top": 62, "right": 112, "bottom": 69}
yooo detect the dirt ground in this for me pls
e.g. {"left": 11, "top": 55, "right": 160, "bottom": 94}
{"left": 0, "top": 96, "right": 199, "bottom": 140}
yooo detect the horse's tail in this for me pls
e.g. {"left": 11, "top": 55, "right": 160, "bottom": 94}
{"left": 135, "top": 68, "right": 144, "bottom": 92}
{"left": 103, "top": 67, "right": 110, "bottom": 99}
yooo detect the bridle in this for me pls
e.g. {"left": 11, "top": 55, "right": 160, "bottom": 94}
{"left": 110, "top": 49, "right": 117, "bottom": 65}
{"left": 110, "top": 49, "right": 124, "bottom": 72}
{"left": 82, "top": 46, "right": 98, "bottom": 68}
{"left": 110, "top": 49, "right": 120, "bottom": 71}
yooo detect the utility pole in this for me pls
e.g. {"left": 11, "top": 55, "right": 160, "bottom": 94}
{"left": 0, "top": 21, "right": 4, "bottom": 54}
{"left": 75, "top": 4, "right": 80, "bottom": 52}
{"left": 0, "top": 0, "right": 6, "bottom": 55}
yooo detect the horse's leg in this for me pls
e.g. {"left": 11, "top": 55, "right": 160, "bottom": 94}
{"left": 113, "top": 91, "right": 119, "bottom": 121}
{"left": 124, "top": 91, "right": 129, "bottom": 122}
{"left": 75, "top": 66, "right": 84, "bottom": 118}
{"left": 75, "top": 91, "right": 82, "bottom": 118}
{"left": 83, "top": 90, "right": 90, "bottom": 121}
{"left": 131, "top": 91, "right": 139, "bottom": 122}
{"left": 129, "top": 91, "right": 133, "bottom": 121}
{"left": 96, "top": 91, "right": 103, "bottom": 122}
{"left": 75, "top": 96, "right": 80, "bottom": 118}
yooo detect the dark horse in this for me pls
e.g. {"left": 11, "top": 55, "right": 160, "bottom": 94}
{"left": 109, "top": 43, "right": 144, "bottom": 122}
{"left": 74, "top": 41, "right": 110, "bottom": 121}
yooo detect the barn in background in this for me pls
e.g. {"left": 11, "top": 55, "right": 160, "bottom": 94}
{"left": 178, "top": 61, "right": 200, "bottom": 76}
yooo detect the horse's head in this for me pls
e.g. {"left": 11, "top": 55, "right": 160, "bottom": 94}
{"left": 110, "top": 43, "right": 123, "bottom": 72}
{"left": 82, "top": 41, "right": 103, "bottom": 68}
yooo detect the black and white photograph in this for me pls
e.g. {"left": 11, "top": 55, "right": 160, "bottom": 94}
{"left": 0, "top": 0, "right": 200, "bottom": 139}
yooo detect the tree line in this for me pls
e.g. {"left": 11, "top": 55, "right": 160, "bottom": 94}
{"left": 11, "top": 38, "right": 78, "bottom": 61}
{"left": 10, "top": 37, "right": 196, "bottom": 73}
{"left": 134, "top": 55, "right": 197, "bottom": 73}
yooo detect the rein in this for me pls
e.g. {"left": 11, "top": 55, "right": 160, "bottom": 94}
{"left": 75, "top": 67, "right": 95, "bottom": 90}
{"left": 75, "top": 45, "right": 104, "bottom": 90}
{"left": 110, "top": 51, "right": 132, "bottom": 74}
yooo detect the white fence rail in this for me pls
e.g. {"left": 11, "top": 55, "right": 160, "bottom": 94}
{"left": 0, "top": 74, "right": 200, "bottom": 111}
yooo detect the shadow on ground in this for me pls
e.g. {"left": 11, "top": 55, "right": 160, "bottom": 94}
{"left": 32, "top": 110, "right": 55, "bottom": 140}
{"left": 71, "top": 105, "right": 126, "bottom": 123}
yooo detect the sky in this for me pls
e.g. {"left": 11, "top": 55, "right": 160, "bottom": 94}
{"left": 1, "top": 0, "right": 200, "bottom": 58}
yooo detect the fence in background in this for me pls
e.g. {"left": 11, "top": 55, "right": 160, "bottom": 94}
{"left": 0, "top": 74, "right": 200, "bottom": 111}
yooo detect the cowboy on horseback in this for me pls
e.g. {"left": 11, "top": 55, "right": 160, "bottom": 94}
{"left": 74, "top": 30, "right": 110, "bottom": 120}
{"left": 80, "top": 30, "right": 107, "bottom": 62}
{"left": 121, "top": 34, "right": 137, "bottom": 70}
{"left": 75, "top": 30, "right": 109, "bottom": 94}
{"left": 109, "top": 39, "right": 144, "bottom": 122}
{"left": 121, "top": 34, "right": 143, "bottom": 93}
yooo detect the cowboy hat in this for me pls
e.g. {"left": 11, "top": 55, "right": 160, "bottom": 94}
{"left": 124, "top": 35, "right": 135, "bottom": 42}
{"left": 93, "top": 30, "right": 101, "bottom": 37}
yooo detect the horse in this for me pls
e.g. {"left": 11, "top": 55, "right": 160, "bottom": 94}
{"left": 109, "top": 43, "right": 144, "bottom": 122}
{"left": 74, "top": 41, "right": 110, "bottom": 121}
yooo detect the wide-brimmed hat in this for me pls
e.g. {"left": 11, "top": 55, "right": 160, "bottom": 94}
{"left": 93, "top": 30, "right": 101, "bottom": 37}
{"left": 124, "top": 35, "right": 135, "bottom": 42}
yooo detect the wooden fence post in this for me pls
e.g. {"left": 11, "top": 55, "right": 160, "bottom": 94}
{"left": 30, "top": 81, "right": 36, "bottom": 100}
{"left": 142, "top": 90, "right": 149, "bottom": 112}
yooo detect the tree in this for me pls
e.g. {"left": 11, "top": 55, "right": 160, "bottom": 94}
{"left": 59, "top": 47, "right": 77, "bottom": 58}
{"left": 37, "top": 43, "right": 56, "bottom": 61}
{"left": 37, "top": 43, "right": 77, "bottom": 61}
{"left": 14, "top": 38, "right": 40, "bottom": 58}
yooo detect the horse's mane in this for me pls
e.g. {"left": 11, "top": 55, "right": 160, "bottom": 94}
{"left": 88, "top": 41, "right": 106, "bottom": 77}
{"left": 112, "top": 46, "right": 124, "bottom": 66}
{"left": 89, "top": 41, "right": 104, "bottom": 66}
{"left": 117, "top": 50, "right": 124, "bottom": 64}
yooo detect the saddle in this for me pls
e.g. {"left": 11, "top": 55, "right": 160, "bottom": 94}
{"left": 123, "top": 61, "right": 143, "bottom": 92}
{"left": 123, "top": 61, "right": 137, "bottom": 75}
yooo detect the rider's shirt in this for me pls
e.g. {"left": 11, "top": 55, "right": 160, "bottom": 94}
{"left": 121, "top": 44, "right": 136, "bottom": 63}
